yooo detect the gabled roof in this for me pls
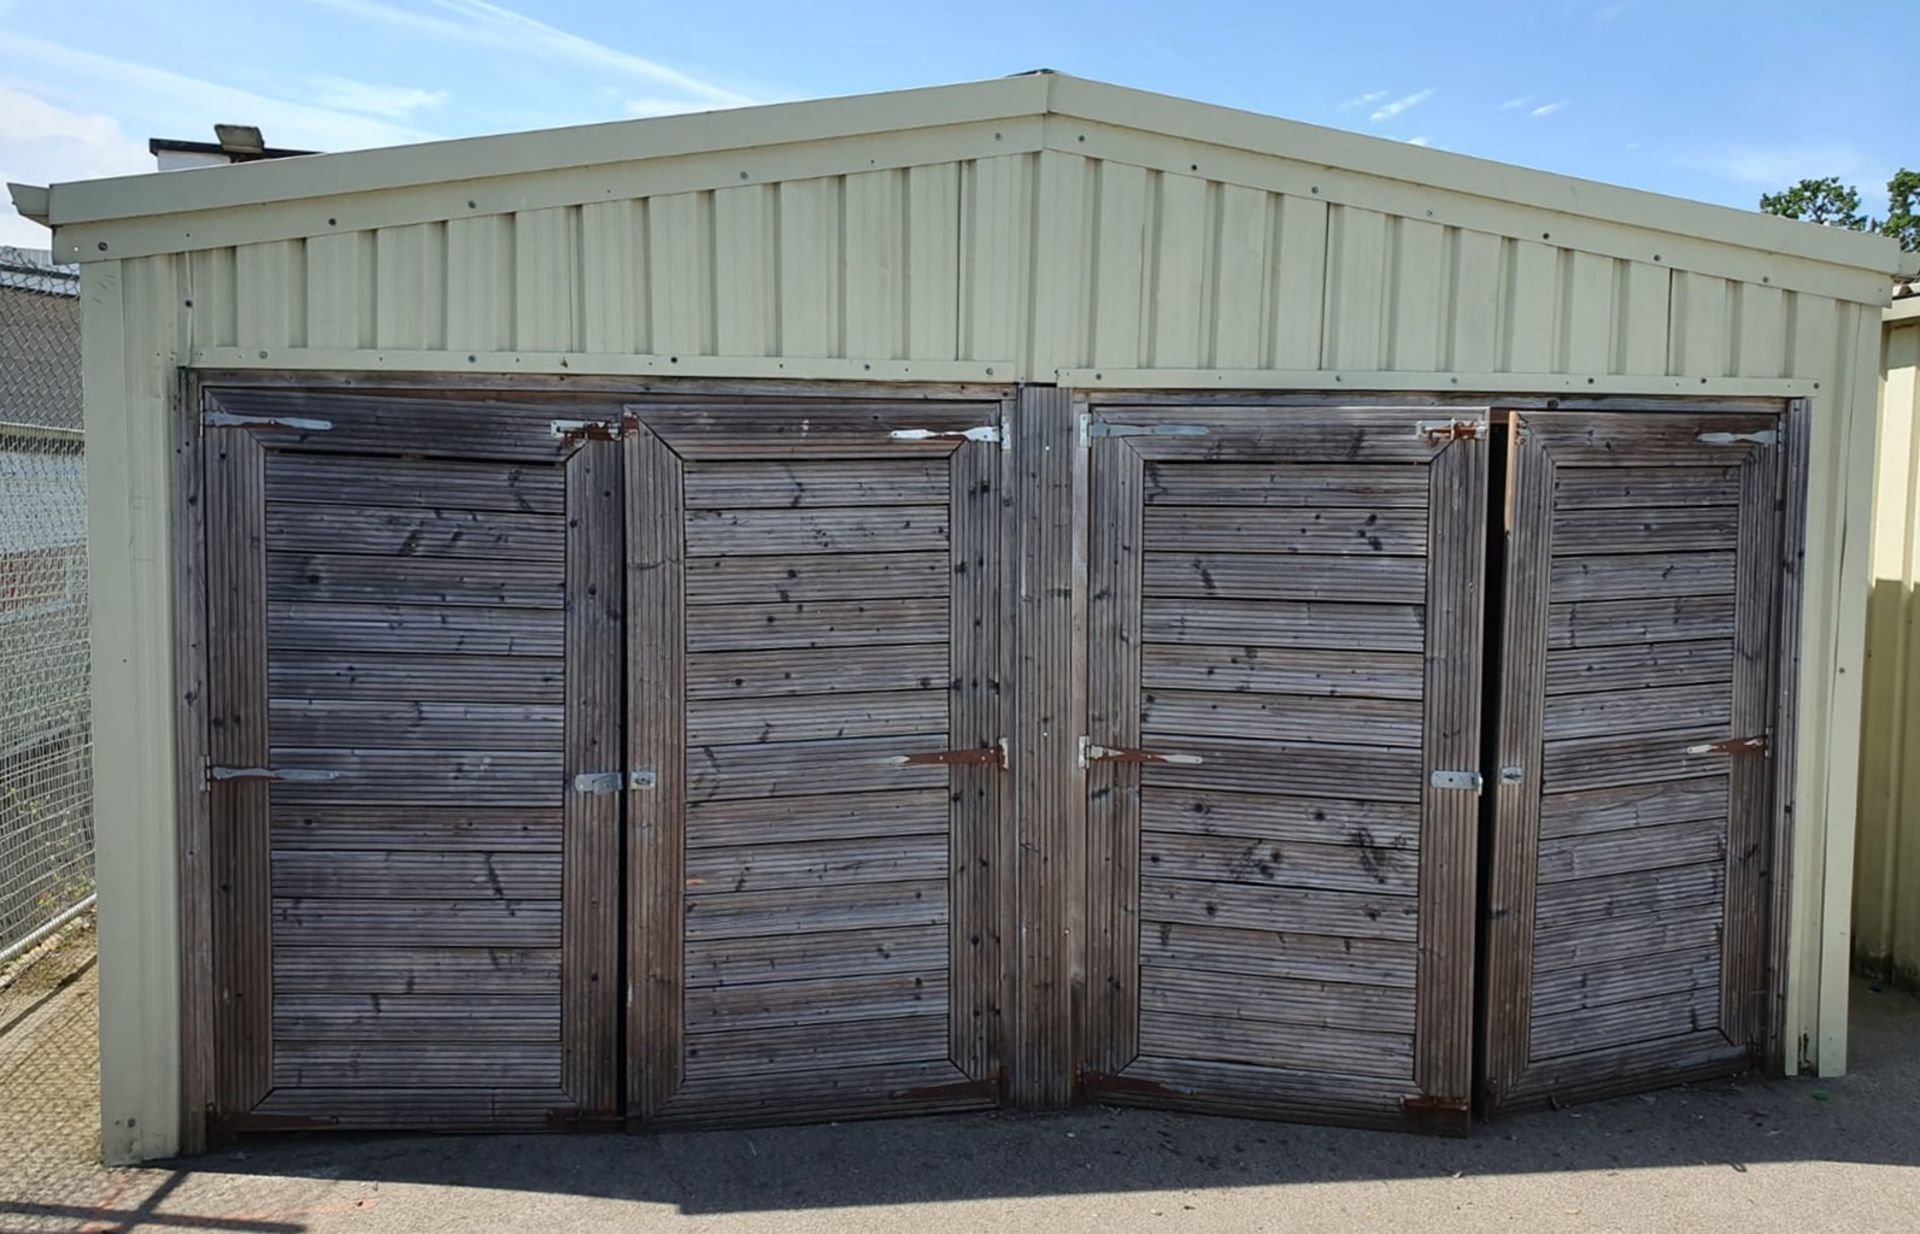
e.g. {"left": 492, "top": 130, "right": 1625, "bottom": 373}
{"left": 16, "top": 71, "right": 1916, "bottom": 279}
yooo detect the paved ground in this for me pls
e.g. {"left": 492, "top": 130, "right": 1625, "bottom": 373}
{"left": 3, "top": 947, "right": 1918, "bottom": 1233}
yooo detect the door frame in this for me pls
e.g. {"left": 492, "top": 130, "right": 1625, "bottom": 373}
{"left": 1476, "top": 397, "right": 1810, "bottom": 1110}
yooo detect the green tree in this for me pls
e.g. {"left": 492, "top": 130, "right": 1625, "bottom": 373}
{"left": 1759, "top": 177, "right": 1868, "bottom": 229}
{"left": 1883, "top": 169, "right": 1920, "bottom": 253}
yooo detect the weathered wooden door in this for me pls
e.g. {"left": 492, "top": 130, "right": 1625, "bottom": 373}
{"left": 1482, "top": 410, "right": 1784, "bottom": 1109}
{"left": 621, "top": 397, "right": 1010, "bottom": 1126}
{"left": 1081, "top": 402, "right": 1488, "bottom": 1130}
{"left": 201, "top": 388, "right": 621, "bottom": 1130}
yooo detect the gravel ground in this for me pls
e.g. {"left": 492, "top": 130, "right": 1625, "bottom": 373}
{"left": 3, "top": 949, "right": 1917, "bottom": 1234}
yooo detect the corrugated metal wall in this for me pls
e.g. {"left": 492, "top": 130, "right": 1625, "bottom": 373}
{"left": 82, "top": 115, "right": 1892, "bottom": 1162}
{"left": 1857, "top": 306, "right": 1920, "bottom": 989}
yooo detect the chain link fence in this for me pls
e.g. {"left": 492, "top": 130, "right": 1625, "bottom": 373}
{"left": 0, "top": 246, "right": 92, "bottom": 965}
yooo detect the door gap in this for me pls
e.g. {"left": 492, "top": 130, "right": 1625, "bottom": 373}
{"left": 1470, "top": 419, "right": 1512, "bottom": 1118}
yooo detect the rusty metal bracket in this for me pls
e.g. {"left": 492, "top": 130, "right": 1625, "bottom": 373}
{"left": 1078, "top": 736, "right": 1203, "bottom": 769}
{"left": 1686, "top": 734, "right": 1769, "bottom": 756}
{"left": 204, "top": 410, "right": 331, "bottom": 432}
{"left": 888, "top": 741, "right": 1008, "bottom": 770}
{"left": 207, "top": 765, "right": 339, "bottom": 785}
{"left": 1697, "top": 429, "right": 1778, "bottom": 447}
{"left": 551, "top": 417, "right": 625, "bottom": 443}
{"left": 1416, "top": 418, "right": 1487, "bottom": 443}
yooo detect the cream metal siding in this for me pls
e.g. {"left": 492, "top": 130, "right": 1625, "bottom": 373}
{"left": 52, "top": 73, "right": 1905, "bottom": 1162}
{"left": 1856, "top": 299, "right": 1920, "bottom": 990}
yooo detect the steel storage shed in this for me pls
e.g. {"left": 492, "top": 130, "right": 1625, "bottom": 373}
{"left": 11, "top": 72, "right": 1913, "bottom": 1163}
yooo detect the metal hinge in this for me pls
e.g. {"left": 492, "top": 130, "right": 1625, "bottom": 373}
{"left": 204, "top": 411, "right": 331, "bottom": 432}
{"left": 206, "top": 765, "right": 340, "bottom": 785}
{"left": 1430, "top": 769, "right": 1484, "bottom": 791}
{"left": 1078, "top": 736, "right": 1204, "bottom": 769}
{"left": 571, "top": 769, "right": 657, "bottom": 793}
{"left": 551, "top": 417, "right": 626, "bottom": 443}
{"left": 889, "top": 425, "right": 1003, "bottom": 445}
{"left": 1417, "top": 418, "right": 1487, "bottom": 443}
{"left": 1697, "top": 429, "right": 1777, "bottom": 447}
{"left": 887, "top": 740, "right": 1008, "bottom": 770}
{"left": 1686, "top": 735, "right": 1769, "bottom": 756}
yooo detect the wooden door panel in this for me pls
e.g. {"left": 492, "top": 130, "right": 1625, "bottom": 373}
{"left": 626, "top": 398, "right": 1010, "bottom": 1127}
{"left": 1484, "top": 410, "right": 1783, "bottom": 1110}
{"left": 201, "top": 389, "right": 622, "bottom": 1132}
{"left": 1084, "top": 405, "right": 1489, "bottom": 1131}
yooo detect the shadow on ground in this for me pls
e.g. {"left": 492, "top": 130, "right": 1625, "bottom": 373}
{"left": 3, "top": 951, "right": 1918, "bottom": 1233}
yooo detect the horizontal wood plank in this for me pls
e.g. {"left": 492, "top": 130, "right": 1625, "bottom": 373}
{"left": 687, "top": 644, "right": 949, "bottom": 700}
{"left": 1549, "top": 552, "right": 1736, "bottom": 602}
{"left": 1542, "top": 725, "right": 1734, "bottom": 793}
{"left": 1143, "top": 552, "right": 1427, "bottom": 604}
{"left": 273, "top": 994, "right": 559, "bottom": 1042}
{"left": 1138, "top": 1009, "right": 1414, "bottom": 1080}
{"left": 685, "top": 835, "right": 948, "bottom": 895}
{"left": 685, "top": 923, "right": 949, "bottom": 989}
{"left": 1540, "top": 682, "right": 1731, "bottom": 742}
{"left": 269, "top": 653, "right": 564, "bottom": 704}
{"left": 1140, "top": 789, "right": 1421, "bottom": 852}
{"left": 268, "top": 698, "right": 564, "bottom": 751}
{"left": 683, "top": 878, "right": 948, "bottom": 941}
{"left": 688, "top": 734, "right": 950, "bottom": 801}
{"left": 1141, "top": 688, "right": 1423, "bottom": 748}
{"left": 266, "top": 747, "right": 564, "bottom": 807}
{"left": 1142, "top": 506, "right": 1428, "bottom": 556}
{"left": 265, "top": 452, "right": 565, "bottom": 514}
{"left": 272, "top": 898, "right": 561, "bottom": 948}
{"left": 1534, "top": 904, "right": 1723, "bottom": 973}
{"left": 1141, "top": 596, "right": 1425, "bottom": 653}
{"left": 1550, "top": 506, "right": 1740, "bottom": 556}
{"left": 273, "top": 946, "right": 561, "bottom": 994}
{"left": 685, "top": 971, "right": 947, "bottom": 1032}
{"left": 683, "top": 459, "right": 949, "bottom": 509}
{"left": 1530, "top": 985, "right": 1720, "bottom": 1060}
{"left": 1142, "top": 461, "right": 1429, "bottom": 508}
{"left": 686, "top": 690, "right": 949, "bottom": 746}
{"left": 685, "top": 505, "right": 949, "bottom": 557}
{"left": 1545, "top": 639, "right": 1735, "bottom": 695}
{"left": 686, "top": 550, "right": 950, "bottom": 605}
{"left": 1140, "top": 964, "right": 1415, "bottom": 1034}
{"left": 1538, "top": 777, "right": 1730, "bottom": 841}
{"left": 269, "top": 602, "right": 564, "bottom": 656}
{"left": 684, "top": 597, "right": 950, "bottom": 653}
{"left": 1533, "top": 861, "right": 1725, "bottom": 926}
{"left": 1139, "top": 919, "right": 1418, "bottom": 988}
{"left": 1142, "top": 830, "right": 1418, "bottom": 896}
{"left": 265, "top": 503, "right": 564, "bottom": 562}
{"left": 270, "top": 807, "right": 563, "bottom": 852}
{"left": 271, "top": 850, "right": 562, "bottom": 900}
{"left": 1551, "top": 465, "right": 1743, "bottom": 510}
{"left": 1141, "top": 875, "right": 1418, "bottom": 943}
{"left": 272, "top": 1041, "right": 562, "bottom": 1088}
{"left": 686, "top": 790, "right": 950, "bottom": 849}
{"left": 1139, "top": 737, "right": 1425, "bottom": 803}
{"left": 1536, "top": 818, "right": 1727, "bottom": 885}
{"left": 1141, "top": 643, "right": 1424, "bottom": 701}
{"left": 1547, "top": 596, "right": 1737, "bottom": 649}
{"left": 1532, "top": 943, "right": 1724, "bottom": 1017}
{"left": 685, "top": 1015, "right": 948, "bottom": 1079}
{"left": 268, "top": 553, "right": 565, "bottom": 608}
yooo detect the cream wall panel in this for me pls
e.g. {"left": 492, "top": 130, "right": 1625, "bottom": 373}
{"left": 444, "top": 215, "right": 514, "bottom": 352}
{"left": 580, "top": 199, "right": 648, "bottom": 354}
{"left": 1386, "top": 217, "right": 1446, "bottom": 371}
{"left": 712, "top": 184, "right": 774, "bottom": 357}
{"left": 648, "top": 191, "right": 714, "bottom": 356}
{"left": 374, "top": 223, "right": 447, "bottom": 350}
{"left": 514, "top": 206, "right": 581, "bottom": 353}
{"left": 186, "top": 249, "right": 236, "bottom": 350}
{"left": 234, "top": 241, "right": 305, "bottom": 351}
{"left": 304, "top": 231, "right": 375, "bottom": 350}
{"left": 1502, "top": 239, "right": 1558, "bottom": 373}
{"left": 1614, "top": 260, "right": 1672, "bottom": 375}
{"left": 1670, "top": 271, "right": 1732, "bottom": 377}
{"left": 1322, "top": 204, "right": 1388, "bottom": 369}
{"left": 1030, "top": 151, "right": 1093, "bottom": 372}
{"left": 1733, "top": 282, "right": 1788, "bottom": 379}
{"left": 777, "top": 176, "right": 841, "bottom": 359}
{"left": 959, "top": 154, "right": 1032, "bottom": 368}
{"left": 1446, "top": 229, "right": 1502, "bottom": 372}
{"left": 1210, "top": 184, "right": 1269, "bottom": 368}
{"left": 1560, "top": 250, "right": 1613, "bottom": 373}
{"left": 1269, "top": 194, "right": 1327, "bottom": 369}
{"left": 844, "top": 170, "right": 908, "bottom": 359}
{"left": 1089, "top": 161, "right": 1149, "bottom": 369}
{"left": 906, "top": 163, "right": 961, "bottom": 361}
{"left": 1148, "top": 172, "right": 1209, "bottom": 368}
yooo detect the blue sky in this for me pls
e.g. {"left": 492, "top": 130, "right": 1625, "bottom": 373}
{"left": 0, "top": 0, "right": 1909, "bottom": 248}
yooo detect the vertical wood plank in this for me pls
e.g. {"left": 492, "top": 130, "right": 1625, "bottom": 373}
{"left": 515, "top": 206, "right": 582, "bottom": 353}
{"left": 1012, "top": 385, "right": 1085, "bottom": 1105}
{"left": 907, "top": 164, "right": 961, "bottom": 362}
{"left": 173, "top": 374, "right": 211, "bottom": 1153}
{"left": 949, "top": 432, "right": 1008, "bottom": 1081}
{"left": 1482, "top": 414, "right": 1554, "bottom": 1106}
{"left": 1322, "top": 204, "right": 1388, "bottom": 370}
{"left": 1768, "top": 398, "right": 1810, "bottom": 1071}
{"left": 1416, "top": 432, "right": 1488, "bottom": 1115}
{"left": 1388, "top": 217, "right": 1446, "bottom": 371}
{"left": 1090, "top": 162, "right": 1149, "bottom": 369}
{"left": 777, "top": 176, "right": 841, "bottom": 359}
{"left": 1210, "top": 185, "right": 1269, "bottom": 368}
{"left": 580, "top": 200, "right": 648, "bottom": 354}
{"left": 1269, "top": 194, "right": 1327, "bottom": 369}
{"left": 202, "top": 426, "right": 272, "bottom": 1113}
{"left": 1724, "top": 431, "right": 1782, "bottom": 1049}
{"left": 648, "top": 192, "right": 714, "bottom": 357}
{"left": 1084, "top": 435, "right": 1143, "bottom": 1075}
{"left": 304, "top": 232, "right": 375, "bottom": 351}
{"left": 563, "top": 440, "right": 623, "bottom": 1115}
{"left": 445, "top": 215, "right": 515, "bottom": 353}
{"left": 626, "top": 424, "right": 686, "bottom": 1120}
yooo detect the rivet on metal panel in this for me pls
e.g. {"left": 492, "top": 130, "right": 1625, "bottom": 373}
{"left": 204, "top": 411, "right": 332, "bottom": 432}
{"left": 1696, "top": 429, "right": 1778, "bottom": 447}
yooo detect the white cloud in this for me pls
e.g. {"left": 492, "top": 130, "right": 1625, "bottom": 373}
{"left": 1673, "top": 144, "right": 1871, "bottom": 187}
{"left": 1371, "top": 88, "right": 1436, "bottom": 122}
{"left": 0, "top": 30, "right": 437, "bottom": 153}
{"left": 1337, "top": 89, "right": 1389, "bottom": 112}
{"left": 1532, "top": 100, "right": 1570, "bottom": 117}
{"left": 305, "top": 0, "right": 762, "bottom": 109}
{"left": 0, "top": 83, "right": 153, "bottom": 248}
{"left": 1499, "top": 95, "right": 1532, "bottom": 111}
{"left": 309, "top": 76, "right": 449, "bottom": 118}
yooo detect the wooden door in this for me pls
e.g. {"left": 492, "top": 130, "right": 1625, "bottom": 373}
{"left": 1483, "top": 410, "right": 1784, "bottom": 1109}
{"left": 622, "top": 397, "right": 1010, "bottom": 1126}
{"left": 201, "top": 388, "right": 622, "bottom": 1131}
{"left": 1081, "top": 403, "right": 1489, "bottom": 1131}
